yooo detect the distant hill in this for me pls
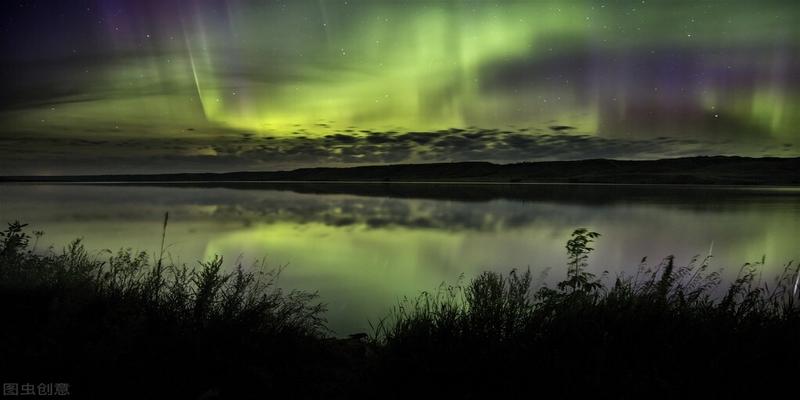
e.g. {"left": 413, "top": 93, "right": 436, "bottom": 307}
{"left": 2, "top": 156, "right": 799, "bottom": 185}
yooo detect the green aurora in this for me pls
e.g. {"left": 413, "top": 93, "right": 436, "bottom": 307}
{"left": 1, "top": 0, "right": 799, "bottom": 174}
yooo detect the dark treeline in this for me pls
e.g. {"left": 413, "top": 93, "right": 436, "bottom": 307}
{"left": 1, "top": 223, "right": 799, "bottom": 399}
{"left": 3, "top": 156, "right": 800, "bottom": 185}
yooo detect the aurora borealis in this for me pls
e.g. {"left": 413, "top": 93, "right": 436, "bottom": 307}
{"left": 1, "top": 0, "right": 799, "bottom": 174}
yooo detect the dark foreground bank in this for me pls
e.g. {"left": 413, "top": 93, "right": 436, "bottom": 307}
{"left": 1, "top": 222, "right": 799, "bottom": 399}
{"left": 3, "top": 156, "right": 799, "bottom": 185}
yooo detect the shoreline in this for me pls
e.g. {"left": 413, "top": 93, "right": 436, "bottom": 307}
{"left": 2, "top": 156, "right": 799, "bottom": 186}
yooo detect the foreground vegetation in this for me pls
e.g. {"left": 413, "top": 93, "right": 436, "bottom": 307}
{"left": 1, "top": 222, "right": 798, "bottom": 399}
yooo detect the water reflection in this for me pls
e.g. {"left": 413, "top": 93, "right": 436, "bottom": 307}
{"left": 1, "top": 183, "right": 798, "bottom": 333}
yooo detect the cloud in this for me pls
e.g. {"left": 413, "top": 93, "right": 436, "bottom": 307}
{"left": 2, "top": 124, "right": 779, "bottom": 175}
{"left": 549, "top": 125, "right": 576, "bottom": 132}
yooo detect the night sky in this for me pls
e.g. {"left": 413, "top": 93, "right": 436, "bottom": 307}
{"left": 1, "top": 0, "right": 798, "bottom": 175}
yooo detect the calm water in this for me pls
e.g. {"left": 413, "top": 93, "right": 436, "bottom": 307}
{"left": 2, "top": 183, "right": 799, "bottom": 334}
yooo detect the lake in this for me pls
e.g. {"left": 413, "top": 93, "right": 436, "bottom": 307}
{"left": 1, "top": 182, "right": 799, "bottom": 334}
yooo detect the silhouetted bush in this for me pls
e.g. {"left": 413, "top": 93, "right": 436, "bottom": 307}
{"left": 370, "top": 229, "right": 800, "bottom": 398}
{"left": 0, "top": 221, "right": 345, "bottom": 399}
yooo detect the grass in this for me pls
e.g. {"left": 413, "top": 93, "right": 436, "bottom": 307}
{"left": 0, "top": 219, "right": 339, "bottom": 399}
{"left": 371, "top": 230, "right": 800, "bottom": 397}
{"left": 1, "top": 221, "right": 799, "bottom": 399}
